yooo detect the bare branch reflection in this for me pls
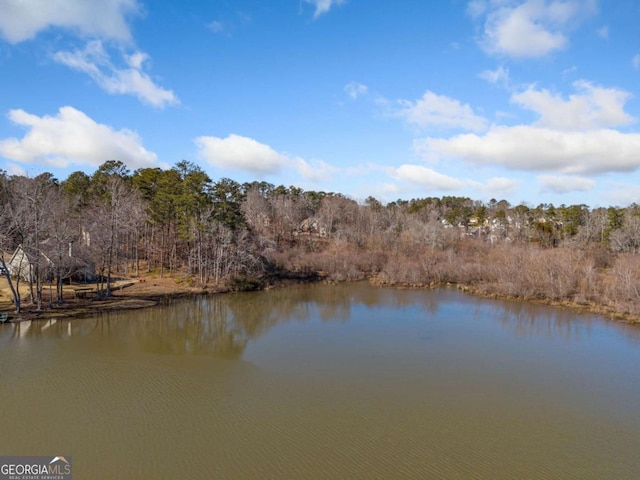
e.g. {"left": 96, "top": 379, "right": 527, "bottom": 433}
{"left": 2, "top": 285, "right": 639, "bottom": 355}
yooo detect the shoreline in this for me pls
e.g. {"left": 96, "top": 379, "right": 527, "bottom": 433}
{"left": 0, "top": 277, "right": 223, "bottom": 323}
{"left": 455, "top": 284, "right": 640, "bottom": 325}
{"left": 0, "top": 273, "right": 322, "bottom": 323}
{"left": 1, "top": 275, "right": 639, "bottom": 326}
{"left": 371, "top": 278, "right": 640, "bottom": 325}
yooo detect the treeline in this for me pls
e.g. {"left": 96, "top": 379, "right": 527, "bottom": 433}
{"left": 1, "top": 159, "right": 640, "bottom": 319}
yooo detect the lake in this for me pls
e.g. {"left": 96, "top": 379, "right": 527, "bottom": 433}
{"left": 1, "top": 284, "right": 639, "bottom": 479}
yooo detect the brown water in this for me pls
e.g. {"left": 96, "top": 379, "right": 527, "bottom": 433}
{"left": 1, "top": 284, "right": 639, "bottom": 479}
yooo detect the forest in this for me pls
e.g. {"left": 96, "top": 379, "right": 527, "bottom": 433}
{"left": 1, "top": 159, "right": 640, "bottom": 320}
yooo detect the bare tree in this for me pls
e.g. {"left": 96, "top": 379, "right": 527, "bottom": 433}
{"left": 85, "top": 175, "right": 142, "bottom": 297}
{"left": 242, "top": 185, "right": 273, "bottom": 239}
{"left": 5, "top": 174, "right": 57, "bottom": 309}
{"left": 0, "top": 172, "right": 22, "bottom": 312}
{"left": 42, "top": 188, "right": 81, "bottom": 304}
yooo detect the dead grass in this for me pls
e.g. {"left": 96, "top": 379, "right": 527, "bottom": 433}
{"left": 0, "top": 275, "right": 219, "bottom": 323}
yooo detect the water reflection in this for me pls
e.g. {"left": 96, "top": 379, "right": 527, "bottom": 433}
{"left": 480, "top": 297, "right": 640, "bottom": 345}
{"left": 2, "top": 286, "right": 640, "bottom": 480}
{"left": 2, "top": 284, "right": 639, "bottom": 355}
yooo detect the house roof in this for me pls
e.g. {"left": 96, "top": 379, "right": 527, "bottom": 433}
{"left": 8, "top": 244, "right": 53, "bottom": 266}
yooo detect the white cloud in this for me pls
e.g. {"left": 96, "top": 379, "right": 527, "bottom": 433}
{"left": 0, "top": 106, "right": 157, "bottom": 169}
{"left": 511, "top": 81, "right": 634, "bottom": 130}
{"left": 473, "top": 0, "right": 596, "bottom": 58}
{"left": 538, "top": 174, "right": 596, "bottom": 193}
{"left": 291, "top": 157, "right": 338, "bottom": 182}
{"left": 125, "top": 51, "right": 148, "bottom": 70}
{"left": 54, "top": 41, "right": 178, "bottom": 108}
{"left": 304, "top": 0, "right": 346, "bottom": 19}
{"left": 0, "top": 0, "right": 140, "bottom": 44}
{"left": 632, "top": 54, "right": 640, "bottom": 70}
{"left": 596, "top": 25, "right": 608, "bottom": 39}
{"left": 344, "top": 81, "right": 368, "bottom": 100}
{"left": 195, "top": 134, "right": 286, "bottom": 175}
{"left": 478, "top": 65, "right": 510, "bottom": 87}
{"left": 485, "top": 176, "right": 521, "bottom": 196}
{"left": 195, "top": 134, "right": 337, "bottom": 182}
{"left": 391, "top": 164, "right": 466, "bottom": 191}
{"left": 396, "top": 91, "right": 487, "bottom": 132}
{"left": 412, "top": 78, "right": 640, "bottom": 179}
{"left": 420, "top": 125, "right": 640, "bottom": 175}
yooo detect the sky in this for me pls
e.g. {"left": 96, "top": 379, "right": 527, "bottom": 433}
{"left": 1, "top": 0, "right": 640, "bottom": 208}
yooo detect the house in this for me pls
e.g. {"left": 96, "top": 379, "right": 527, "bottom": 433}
{"left": 7, "top": 244, "right": 95, "bottom": 283}
{"left": 7, "top": 244, "right": 52, "bottom": 282}
{"left": 295, "top": 218, "right": 328, "bottom": 238}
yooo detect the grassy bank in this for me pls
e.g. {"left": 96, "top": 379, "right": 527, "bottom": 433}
{"left": 0, "top": 276, "right": 220, "bottom": 322}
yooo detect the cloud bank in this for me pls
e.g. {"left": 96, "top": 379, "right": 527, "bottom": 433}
{"left": 391, "top": 164, "right": 467, "bottom": 191}
{"left": 469, "top": 0, "right": 597, "bottom": 58}
{"left": 397, "top": 91, "right": 487, "bottom": 132}
{"left": 0, "top": 0, "right": 141, "bottom": 43}
{"left": 195, "top": 134, "right": 336, "bottom": 182}
{"left": 538, "top": 175, "right": 596, "bottom": 193}
{"left": 512, "top": 81, "right": 633, "bottom": 130}
{"left": 421, "top": 126, "right": 640, "bottom": 175}
{"left": 0, "top": 106, "right": 157, "bottom": 169}
{"left": 414, "top": 81, "right": 640, "bottom": 180}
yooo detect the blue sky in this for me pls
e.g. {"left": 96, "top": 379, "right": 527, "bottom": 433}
{"left": 1, "top": 0, "right": 640, "bottom": 207}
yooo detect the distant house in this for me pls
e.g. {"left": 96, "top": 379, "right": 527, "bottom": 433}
{"left": 295, "top": 218, "right": 328, "bottom": 238}
{"left": 66, "top": 256, "right": 96, "bottom": 283}
{"left": 7, "top": 244, "right": 52, "bottom": 282}
{"left": 7, "top": 244, "right": 95, "bottom": 283}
